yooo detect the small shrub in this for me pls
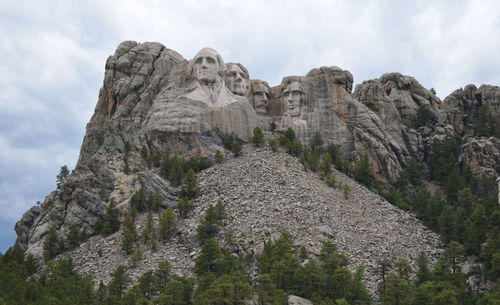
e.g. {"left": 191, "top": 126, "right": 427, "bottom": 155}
{"left": 343, "top": 183, "right": 351, "bottom": 199}
{"left": 231, "top": 140, "right": 242, "bottom": 157}
{"left": 251, "top": 127, "right": 264, "bottom": 146}
{"left": 326, "top": 174, "right": 337, "bottom": 188}
{"left": 215, "top": 150, "right": 223, "bottom": 163}
{"left": 270, "top": 121, "right": 277, "bottom": 132}
{"left": 268, "top": 138, "right": 278, "bottom": 152}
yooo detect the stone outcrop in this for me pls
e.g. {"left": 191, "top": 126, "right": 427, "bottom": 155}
{"left": 288, "top": 295, "right": 314, "bottom": 305}
{"left": 14, "top": 41, "right": 499, "bottom": 294}
{"left": 443, "top": 84, "right": 500, "bottom": 137}
{"left": 59, "top": 145, "right": 441, "bottom": 295}
{"left": 461, "top": 137, "right": 500, "bottom": 180}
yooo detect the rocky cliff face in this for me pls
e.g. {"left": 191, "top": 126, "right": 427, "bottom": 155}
{"left": 58, "top": 146, "right": 441, "bottom": 294}
{"left": 15, "top": 41, "right": 499, "bottom": 291}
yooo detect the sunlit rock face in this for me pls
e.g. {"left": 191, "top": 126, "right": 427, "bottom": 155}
{"left": 144, "top": 48, "right": 257, "bottom": 143}
{"left": 15, "top": 41, "right": 499, "bottom": 261}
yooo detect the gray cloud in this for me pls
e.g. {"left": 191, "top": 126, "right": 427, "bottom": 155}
{"left": 0, "top": 0, "right": 499, "bottom": 252}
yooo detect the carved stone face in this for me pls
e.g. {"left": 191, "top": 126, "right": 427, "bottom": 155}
{"left": 252, "top": 81, "right": 270, "bottom": 114}
{"left": 226, "top": 64, "right": 249, "bottom": 96}
{"left": 193, "top": 48, "right": 220, "bottom": 84}
{"left": 283, "top": 81, "right": 305, "bottom": 117}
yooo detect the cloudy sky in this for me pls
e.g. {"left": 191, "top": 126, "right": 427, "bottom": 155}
{"left": 1, "top": 0, "right": 499, "bottom": 253}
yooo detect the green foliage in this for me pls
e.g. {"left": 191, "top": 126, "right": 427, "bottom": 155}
{"left": 169, "top": 156, "right": 185, "bottom": 186}
{"left": 398, "top": 158, "right": 423, "bottom": 190}
{"left": 154, "top": 260, "right": 172, "bottom": 290}
{"left": 130, "top": 247, "right": 143, "bottom": 268}
{"left": 215, "top": 150, "right": 223, "bottom": 163}
{"left": 98, "top": 198, "right": 121, "bottom": 235}
{"left": 415, "top": 252, "right": 432, "bottom": 285}
{"left": 310, "top": 131, "right": 324, "bottom": 154}
{"left": 109, "top": 265, "right": 131, "bottom": 299}
{"left": 342, "top": 184, "right": 351, "bottom": 199}
{"left": 123, "top": 142, "right": 131, "bottom": 175}
{"left": 475, "top": 106, "right": 500, "bottom": 138}
{"left": 194, "top": 238, "right": 223, "bottom": 277}
{"left": 56, "top": 165, "right": 70, "bottom": 188}
{"left": 258, "top": 233, "right": 370, "bottom": 304}
{"left": 278, "top": 134, "right": 289, "bottom": 147}
{"left": 159, "top": 208, "right": 177, "bottom": 241}
{"left": 268, "top": 138, "right": 278, "bottom": 152}
{"left": 197, "top": 203, "right": 224, "bottom": 243}
{"left": 428, "top": 138, "right": 460, "bottom": 184}
{"left": 353, "top": 154, "right": 375, "bottom": 188}
{"left": 379, "top": 273, "right": 411, "bottom": 305}
{"left": 416, "top": 104, "right": 433, "bottom": 127}
{"left": 326, "top": 174, "right": 337, "bottom": 188}
{"left": 251, "top": 126, "right": 265, "bottom": 146}
{"left": 465, "top": 204, "right": 488, "bottom": 254}
{"left": 140, "top": 145, "right": 148, "bottom": 161}
{"left": 141, "top": 212, "right": 155, "bottom": 243}
{"left": 231, "top": 140, "right": 242, "bottom": 157}
{"left": 319, "top": 152, "right": 332, "bottom": 176}
{"left": 443, "top": 241, "right": 464, "bottom": 274}
{"left": 67, "top": 224, "right": 82, "bottom": 250}
{"left": 176, "top": 197, "right": 193, "bottom": 218}
{"left": 130, "top": 187, "right": 153, "bottom": 212}
{"left": 121, "top": 216, "right": 138, "bottom": 254}
{"left": 43, "top": 226, "right": 61, "bottom": 261}
{"left": 285, "top": 127, "right": 296, "bottom": 142}
{"left": 270, "top": 121, "right": 277, "bottom": 132}
{"left": 179, "top": 169, "right": 199, "bottom": 200}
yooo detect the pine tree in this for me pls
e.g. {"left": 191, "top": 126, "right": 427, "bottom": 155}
{"left": 444, "top": 241, "right": 464, "bottom": 274}
{"left": 319, "top": 152, "right": 332, "bottom": 176}
{"left": 121, "top": 216, "right": 138, "bottom": 254}
{"left": 154, "top": 260, "right": 172, "bottom": 290}
{"left": 130, "top": 247, "right": 143, "bottom": 268}
{"left": 251, "top": 127, "right": 265, "bottom": 146}
{"left": 310, "top": 131, "right": 323, "bottom": 154}
{"left": 56, "top": 165, "right": 70, "bottom": 188}
{"left": 179, "top": 169, "right": 199, "bottom": 199}
{"left": 270, "top": 121, "right": 277, "bottom": 132}
{"left": 138, "top": 270, "right": 156, "bottom": 300}
{"left": 168, "top": 156, "right": 185, "bottom": 186}
{"left": 108, "top": 265, "right": 131, "bottom": 299}
{"left": 195, "top": 238, "right": 223, "bottom": 276}
{"left": 106, "top": 198, "right": 121, "bottom": 233}
{"left": 159, "top": 208, "right": 177, "bottom": 241}
{"left": 231, "top": 140, "right": 242, "bottom": 157}
{"left": 353, "top": 154, "right": 374, "bottom": 187}
{"left": 43, "top": 226, "right": 60, "bottom": 260}
{"left": 67, "top": 224, "right": 81, "bottom": 250}
{"left": 177, "top": 197, "right": 193, "bottom": 218}
{"left": 268, "top": 138, "right": 278, "bottom": 152}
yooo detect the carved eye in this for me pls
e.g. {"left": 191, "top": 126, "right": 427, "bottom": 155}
{"left": 283, "top": 91, "right": 290, "bottom": 97}
{"left": 206, "top": 57, "right": 216, "bottom": 64}
{"left": 196, "top": 57, "right": 203, "bottom": 64}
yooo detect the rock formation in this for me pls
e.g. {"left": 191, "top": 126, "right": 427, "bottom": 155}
{"left": 14, "top": 41, "right": 500, "bottom": 295}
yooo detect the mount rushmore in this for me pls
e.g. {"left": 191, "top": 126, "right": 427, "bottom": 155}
{"left": 16, "top": 41, "right": 499, "bottom": 263}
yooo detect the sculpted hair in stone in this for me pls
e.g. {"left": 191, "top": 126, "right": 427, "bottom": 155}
{"left": 186, "top": 47, "right": 226, "bottom": 81}
{"left": 226, "top": 63, "right": 249, "bottom": 79}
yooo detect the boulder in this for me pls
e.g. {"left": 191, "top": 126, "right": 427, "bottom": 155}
{"left": 288, "top": 295, "right": 314, "bottom": 305}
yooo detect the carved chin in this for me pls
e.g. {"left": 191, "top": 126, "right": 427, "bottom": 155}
{"left": 234, "top": 88, "right": 245, "bottom": 96}
{"left": 289, "top": 108, "right": 300, "bottom": 117}
{"left": 256, "top": 107, "right": 267, "bottom": 114}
